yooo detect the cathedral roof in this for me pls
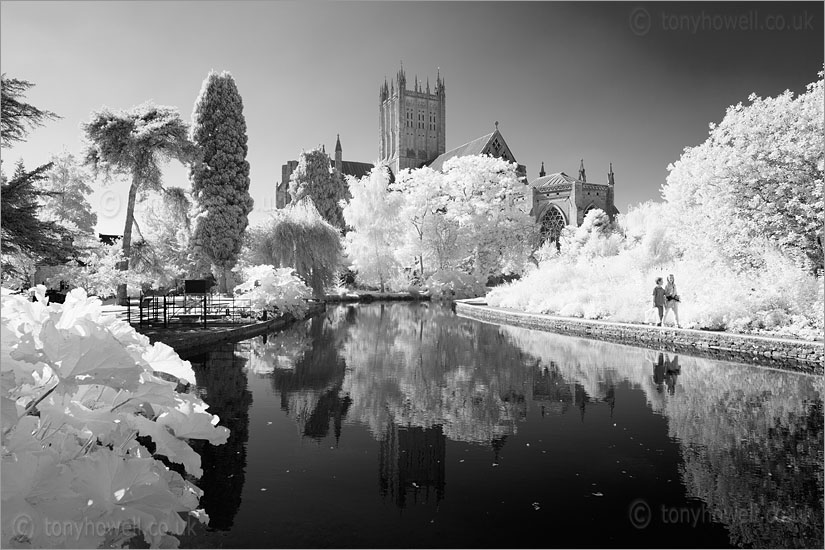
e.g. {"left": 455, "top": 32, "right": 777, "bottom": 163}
{"left": 529, "top": 172, "right": 611, "bottom": 191}
{"left": 329, "top": 159, "right": 374, "bottom": 180}
{"left": 529, "top": 172, "right": 577, "bottom": 191}
{"left": 427, "top": 131, "right": 497, "bottom": 172}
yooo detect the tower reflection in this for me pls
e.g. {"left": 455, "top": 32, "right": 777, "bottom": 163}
{"left": 379, "top": 423, "right": 446, "bottom": 508}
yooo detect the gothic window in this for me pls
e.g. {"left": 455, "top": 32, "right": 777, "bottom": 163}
{"left": 540, "top": 206, "right": 566, "bottom": 248}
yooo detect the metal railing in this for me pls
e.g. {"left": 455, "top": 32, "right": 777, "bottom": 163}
{"left": 128, "top": 292, "right": 259, "bottom": 328}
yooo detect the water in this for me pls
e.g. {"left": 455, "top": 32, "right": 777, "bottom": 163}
{"left": 178, "top": 302, "right": 823, "bottom": 548}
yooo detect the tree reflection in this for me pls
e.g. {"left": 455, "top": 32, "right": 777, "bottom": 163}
{"left": 499, "top": 324, "right": 824, "bottom": 548}
{"left": 341, "top": 302, "right": 543, "bottom": 445}
{"left": 246, "top": 311, "right": 352, "bottom": 442}
{"left": 187, "top": 345, "right": 252, "bottom": 531}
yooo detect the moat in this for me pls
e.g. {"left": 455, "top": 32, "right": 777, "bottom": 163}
{"left": 178, "top": 302, "right": 823, "bottom": 548}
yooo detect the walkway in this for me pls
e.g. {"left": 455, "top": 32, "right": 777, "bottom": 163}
{"left": 455, "top": 299, "right": 824, "bottom": 374}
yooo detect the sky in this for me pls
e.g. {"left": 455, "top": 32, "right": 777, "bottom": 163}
{"left": 1, "top": 1, "right": 822, "bottom": 235}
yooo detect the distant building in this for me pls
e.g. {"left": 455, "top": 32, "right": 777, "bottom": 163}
{"left": 379, "top": 66, "right": 446, "bottom": 175}
{"left": 427, "top": 122, "right": 527, "bottom": 182}
{"left": 529, "top": 160, "right": 619, "bottom": 246}
{"left": 275, "top": 66, "right": 620, "bottom": 244}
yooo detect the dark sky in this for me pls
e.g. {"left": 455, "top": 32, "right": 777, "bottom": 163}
{"left": 1, "top": 1, "right": 822, "bottom": 233}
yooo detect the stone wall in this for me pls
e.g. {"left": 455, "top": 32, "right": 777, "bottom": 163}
{"left": 455, "top": 300, "right": 824, "bottom": 374}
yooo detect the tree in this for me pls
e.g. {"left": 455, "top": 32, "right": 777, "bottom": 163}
{"left": 440, "top": 156, "right": 537, "bottom": 279}
{"left": 83, "top": 102, "right": 196, "bottom": 304}
{"left": 0, "top": 74, "right": 58, "bottom": 147}
{"left": 189, "top": 71, "right": 254, "bottom": 293}
{"left": 44, "top": 240, "right": 149, "bottom": 298}
{"left": 391, "top": 166, "right": 446, "bottom": 278}
{"left": 40, "top": 151, "right": 98, "bottom": 238}
{"left": 392, "top": 155, "right": 536, "bottom": 280}
{"left": 131, "top": 187, "right": 196, "bottom": 289}
{"left": 0, "top": 76, "right": 73, "bottom": 286}
{"left": 342, "top": 165, "right": 404, "bottom": 291}
{"left": 663, "top": 73, "right": 824, "bottom": 273}
{"left": 288, "top": 148, "right": 347, "bottom": 230}
{"left": 1, "top": 161, "right": 75, "bottom": 284}
{"left": 244, "top": 197, "right": 342, "bottom": 298}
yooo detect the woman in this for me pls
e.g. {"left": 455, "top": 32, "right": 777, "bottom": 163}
{"left": 664, "top": 274, "right": 681, "bottom": 328}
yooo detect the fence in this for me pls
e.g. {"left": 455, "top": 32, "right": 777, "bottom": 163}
{"left": 128, "top": 292, "right": 260, "bottom": 328}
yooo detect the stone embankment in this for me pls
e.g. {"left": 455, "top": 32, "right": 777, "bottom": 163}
{"left": 137, "top": 302, "right": 326, "bottom": 358}
{"left": 455, "top": 299, "right": 824, "bottom": 374}
{"left": 138, "top": 292, "right": 427, "bottom": 357}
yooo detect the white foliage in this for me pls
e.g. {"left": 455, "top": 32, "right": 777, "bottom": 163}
{"left": 425, "top": 270, "right": 487, "bottom": 300}
{"left": 233, "top": 264, "right": 312, "bottom": 319}
{"left": 1, "top": 286, "right": 226, "bottom": 548}
{"left": 342, "top": 166, "right": 404, "bottom": 291}
{"left": 392, "top": 155, "right": 537, "bottom": 280}
{"left": 44, "top": 242, "right": 151, "bottom": 298}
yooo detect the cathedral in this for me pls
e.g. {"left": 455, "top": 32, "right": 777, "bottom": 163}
{"left": 277, "top": 65, "right": 618, "bottom": 245}
{"left": 530, "top": 159, "right": 619, "bottom": 246}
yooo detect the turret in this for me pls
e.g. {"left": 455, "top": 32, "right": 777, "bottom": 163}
{"left": 380, "top": 78, "right": 389, "bottom": 102}
{"left": 397, "top": 63, "right": 406, "bottom": 90}
{"left": 334, "top": 134, "right": 342, "bottom": 174}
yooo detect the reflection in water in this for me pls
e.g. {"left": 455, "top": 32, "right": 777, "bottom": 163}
{"left": 188, "top": 346, "right": 252, "bottom": 531}
{"left": 340, "top": 303, "right": 554, "bottom": 444}
{"left": 500, "top": 325, "right": 824, "bottom": 549}
{"left": 246, "top": 311, "right": 351, "bottom": 443}
{"left": 652, "top": 353, "right": 681, "bottom": 396}
{"left": 231, "top": 302, "right": 822, "bottom": 546}
{"left": 379, "top": 424, "right": 446, "bottom": 508}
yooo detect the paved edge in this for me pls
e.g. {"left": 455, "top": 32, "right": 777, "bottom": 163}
{"left": 455, "top": 299, "right": 824, "bottom": 375}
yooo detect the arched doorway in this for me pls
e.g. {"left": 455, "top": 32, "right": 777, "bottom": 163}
{"left": 539, "top": 206, "right": 566, "bottom": 248}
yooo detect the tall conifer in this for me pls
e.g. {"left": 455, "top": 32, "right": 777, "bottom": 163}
{"left": 190, "top": 70, "right": 254, "bottom": 292}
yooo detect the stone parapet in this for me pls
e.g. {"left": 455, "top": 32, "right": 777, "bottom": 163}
{"left": 455, "top": 300, "right": 824, "bottom": 374}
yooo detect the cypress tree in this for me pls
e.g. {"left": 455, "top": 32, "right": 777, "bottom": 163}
{"left": 190, "top": 70, "right": 254, "bottom": 293}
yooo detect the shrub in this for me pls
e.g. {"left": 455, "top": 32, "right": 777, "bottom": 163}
{"left": 1, "top": 286, "right": 229, "bottom": 548}
{"left": 233, "top": 264, "right": 312, "bottom": 319}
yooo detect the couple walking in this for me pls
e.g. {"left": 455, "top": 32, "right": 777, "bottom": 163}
{"left": 653, "top": 274, "right": 681, "bottom": 328}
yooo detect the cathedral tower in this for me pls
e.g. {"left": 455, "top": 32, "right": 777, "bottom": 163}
{"left": 379, "top": 66, "right": 446, "bottom": 175}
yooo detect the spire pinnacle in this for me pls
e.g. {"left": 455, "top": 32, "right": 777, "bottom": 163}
{"left": 608, "top": 162, "right": 615, "bottom": 185}
{"left": 579, "top": 159, "right": 586, "bottom": 182}
{"left": 539, "top": 161, "right": 546, "bottom": 177}
{"left": 335, "top": 134, "right": 341, "bottom": 152}
{"left": 494, "top": 121, "right": 499, "bottom": 131}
